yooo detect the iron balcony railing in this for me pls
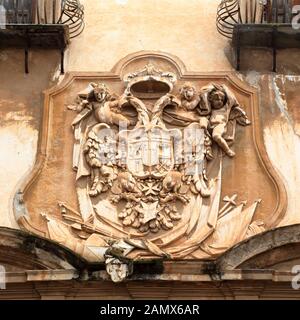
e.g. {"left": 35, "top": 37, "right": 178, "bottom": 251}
{"left": 0, "top": 0, "right": 84, "bottom": 38}
{"left": 217, "top": 0, "right": 297, "bottom": 39}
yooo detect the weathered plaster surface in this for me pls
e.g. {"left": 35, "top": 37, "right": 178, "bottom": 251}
{"left": 261, "top": 75, "right": 300, "bottom": 226}
{"left": 234, "top": 69, "right": 300, "bottom": 227}
{"left": 0, "top": 123, "right": 37, "bottom": 227}
{"left": 67, "top": 0, "right": 232, "bottom": 72}
{"left": 238, "top": 71, "right": 300, "bottom": 227}
{"left": 0, "top": 49, "right": 60, "bottom": 228}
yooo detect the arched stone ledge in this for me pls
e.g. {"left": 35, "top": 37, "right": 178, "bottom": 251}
{"left": 1, "top": 226, "right": 300, "bottom": 283}
{"left": 216, "top": 224, "right": 300, "bottom": 270}
{"left": 0, "top": 227, "right": 87, "bottom": 271}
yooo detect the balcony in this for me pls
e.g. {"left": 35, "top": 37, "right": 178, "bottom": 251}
{"left": 0, "top": 0, "right": 84, "bottom": 73}
{"left": 216, "top": 0, "right": 300, "bottom": 71}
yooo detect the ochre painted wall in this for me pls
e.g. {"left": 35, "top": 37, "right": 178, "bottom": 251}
{"left": 67, "top": 0, "right": 232, "bottom": 72}
{"left": 0, "top": 0, "right": 300, "bottom": 231}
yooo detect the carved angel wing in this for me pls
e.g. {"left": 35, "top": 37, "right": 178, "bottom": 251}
{"left": 126, "top": 96, "right": 150, "bottom": 126}
{"left": 229, "top": 105, "right": 251, "bottom": 126}
{"left": 152, "top": 94, "right": 180, "bottom": 126}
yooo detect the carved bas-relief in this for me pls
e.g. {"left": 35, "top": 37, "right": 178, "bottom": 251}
{"left": 16, "top": 52, "right": 287, "bottom": 282}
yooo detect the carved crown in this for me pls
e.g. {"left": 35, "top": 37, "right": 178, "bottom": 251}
{"left": 123, "top": 63, "right": 177, "bottom": 98}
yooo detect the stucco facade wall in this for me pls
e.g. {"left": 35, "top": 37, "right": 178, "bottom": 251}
{"left": 0, "top": 0, "right": 300, "bottom": 231}
{"left": 0, "top": 50, "right": 61, "bottom": 227}
{"left": 67, "top": 0, "right": 232, "bottom": 72}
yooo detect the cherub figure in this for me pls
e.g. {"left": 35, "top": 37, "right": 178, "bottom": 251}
{"left": 69, "top": 83, "right": 133, "bottom": 128}
{"left": 178, "top": 82, "right": 213, "bottom": 159}
{"left": 198, "top": 84, "right": 251, "bottom": 157}
{"left": 179, "top": 82, "right": 200, "bottom": 111}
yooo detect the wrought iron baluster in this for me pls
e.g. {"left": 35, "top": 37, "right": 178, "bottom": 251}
{"left": 53, "top": 0, "right": 56, "bottom": 24}
{"left": 21, "top": 0, "right": 25, "bottom": 24}
{"left": 57, "top": 0, "right": 84, "bottom": 38}
{"left": 16, "top": 0, "right": 21, "bottom": 24}
{"left": 44, "top": 0, "right": 48, "bottom": 24}
{"left": 217, "top": 0, "right": 294, "bottom": 39}
{"left": 216, "top": 0, "right": 240, "bottom": 39}
{"left": 284, "top": 0, "right": 292, "bottom": 23}
{"left": 0, "top": 0, "right": 84, "bottom": 75}
{"left": 0, "top": 0, "right": 84, "bottom": 37}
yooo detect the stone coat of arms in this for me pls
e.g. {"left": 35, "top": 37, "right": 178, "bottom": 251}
{"left": 16, "top": 53, "right": 287, "bottom": 282}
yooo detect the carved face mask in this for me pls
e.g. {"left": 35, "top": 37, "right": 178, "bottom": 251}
{"left": 210, "top": 91, "right": 225, "bottom": 109}
{"left": 184, "top": 88, "right": 196, "bottom": 101}
{"left": 94, "top": 89, "right": 107, "bottom": 102}
{"left": 106, "top": 258, "right": 129, "bottom": 283}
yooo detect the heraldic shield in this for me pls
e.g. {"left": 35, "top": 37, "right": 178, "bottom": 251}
{"left": 16, "top": 52, "right": 287, "bottom": 282}
{"left": 119, "top": 126, "right": 181, "bottom": 179}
